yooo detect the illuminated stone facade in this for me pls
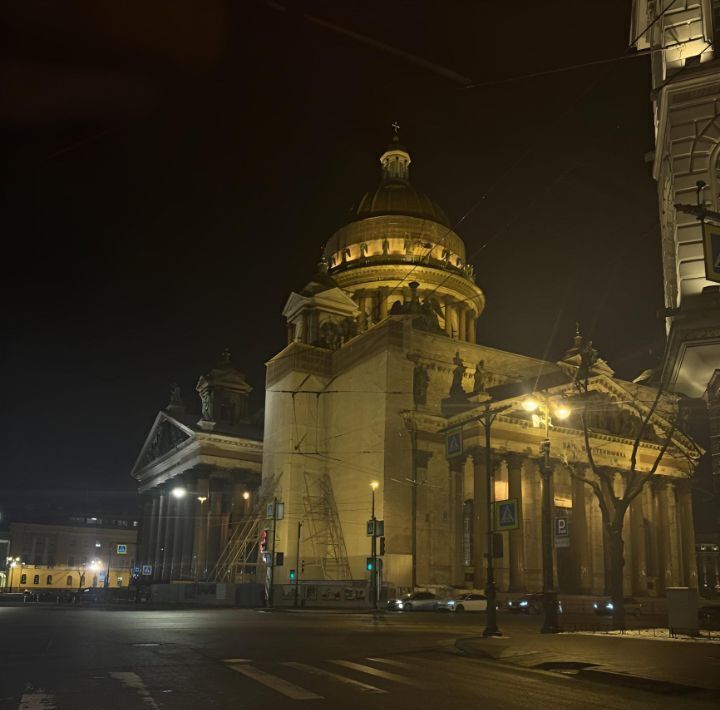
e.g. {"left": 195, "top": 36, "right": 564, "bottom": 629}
{"left": 265, "top": 140, "right": 699, "bottom": 597}
{"left": 631, "top": 0, "right": 720, "bottom": 400}
{"left": 131, "top": 353, "right": 262, "bottom": 584}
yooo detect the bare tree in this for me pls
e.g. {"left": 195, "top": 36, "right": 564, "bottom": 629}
{"left": 563, "top": 342, "right": 699, "bottom": 629}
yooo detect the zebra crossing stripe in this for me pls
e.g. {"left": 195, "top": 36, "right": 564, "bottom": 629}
{"left": 228, "top": 663, "right": 324, "bottom": 700}
{"left": 283, "top": 662, "right": 387, "bottom": 694}
{"left": 365, "top": 657, "right": 413, "bottom": 669}
{"left": 329, "top": 660, "right": 415, "bottom": 685}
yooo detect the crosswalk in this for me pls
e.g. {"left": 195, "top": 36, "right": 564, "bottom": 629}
{"left": 218, "top": 652, "right": 455, "bottom": 701}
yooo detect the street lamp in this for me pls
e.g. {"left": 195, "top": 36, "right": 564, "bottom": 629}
{"left": 171, "top": 486, "right": 187, "bottom": 499}
{"left": 370, "top": 480, "right": 379, "bottom": 610}
{"left": 6, "top": 557, "right": 20, "bottom": 592}
{"left": 522, "top": 393, "right": 570, "bottom": 634}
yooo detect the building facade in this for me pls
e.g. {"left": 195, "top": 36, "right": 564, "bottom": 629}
{"left": 262, "top": 138, "right": 700, "bottom": 597}
{"left": 131, "top": 352, "right": 262, "bottom": 584}
{"left": 6, "top": 522, "right": 137, "bottom": 591}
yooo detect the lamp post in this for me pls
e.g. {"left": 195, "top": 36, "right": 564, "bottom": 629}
{"left": 6, "top": 557, "right": 20, "bottom": 592}
{"left": 370, "top": 481, "right": 379, "bottom": 610}
{"left": 522, "top": 394, "right": 571, "bottom": 634}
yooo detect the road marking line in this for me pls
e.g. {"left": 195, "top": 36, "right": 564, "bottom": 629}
{"left": 109, "top": 672, "right": 160, "bottom": 709}
{"left": 222, "top": 658, "right": 253, "bottom": 663}
{"left": 17, "top": 687, "right": 57, "bottom": 710}
{"left": 228, "top": 664, "right": 323, "bottom": 700}
{"left": 329, "top": 660, "right": 415, "bottom": 685}
{"left": 366, "top": 657, "right": 413, "bottom": 669}
{"left": 283, "top": 662, "right": 387, "bottom": 694}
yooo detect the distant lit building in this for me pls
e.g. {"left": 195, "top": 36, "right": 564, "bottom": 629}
{"left": 6, "top": 521, "right": 137, "bottom": 591}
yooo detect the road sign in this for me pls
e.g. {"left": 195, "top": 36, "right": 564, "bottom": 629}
{"left": 445, "top": 427, "right": 463, "bottom": 459}
{"left": 266, "top": 502, "right": 285, "bottom": 520}
{"left": 554, "top": 517, "right": 570, "bottom": 548}
{"left": 493, "top": 499, "right": 519, "bottom": 531}
{"left": 366, "top": 520, "right": 384, "bottom": 536}
{"left": 116, "top": 544, "right": 127, "bottom": 555}
{"left": 141, "top": 565, "right": 152, "bottom": 576}
{"left": 703, "top": 221, "right": 720, "bottom": 282}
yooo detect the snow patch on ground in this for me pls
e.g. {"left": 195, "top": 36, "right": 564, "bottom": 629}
{"left": 564, "top": 628, "right": 720, "bottom": 643}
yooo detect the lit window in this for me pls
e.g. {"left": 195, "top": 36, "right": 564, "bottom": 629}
{"left": 92, "top": 576, "right": 98, "bottom": 588}
{"left": 20, "top": 574, "right": 26, "bottom": 585}
{"left": 33, "top": 575, "right": 39, "bottom": 585}
{"left": 95, "top": 542, "right": 101, "bottom": 548}
{"left": 66, "top": 576, "right": 72, "bottom": 586}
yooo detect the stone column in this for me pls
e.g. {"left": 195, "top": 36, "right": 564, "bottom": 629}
{"left": 448, "top": 459, "right": 464, "bottom": 585}
{"left": 206, "top": 478, "right": 226, "bottom": 575}
{"left": 571, "top": 475, "right": 592, "bottom": 593}
{"left": 170, "top": 493, "right": 186, "bottom": 580}
{"left": 139, "top": 495, "right": 156, "bottom": 569}
{"left": 677, "top": 482, "right": 698, "bottom": 588}
{"left": 193, "top": 477, "right": 210, "bottom": 581}
{"left": 629, "top": 490, "right": 648, "bottom": 596}
{"left": 357, "top": 291, "right": 367, "bottom": 329}
{"left": 162, "top": 493, "right": 176, "bottom": 582}
{"left": 472, "top": 450, "right": 489, "bottom": 590}
{"left": 467, "top": 311, "right": 476, "bottom": 344}
{"left": 458, "top": 306, "right": 467, "bottom": 341}
{"left": 522, "top": 459, "right": 542, "bottom": 591}
{"left": 153, "top": 492, "right": 167, "bottom": 583}
{"left": 180, "top": 491, "right": 195, "bottom": 579}
{"left": 378, "top": 287, "right": 389, "bottom": 320}
{"left": 445, "top": 299, "right": 454, "bottom": 337}
{"left": 507, "top": 454, "right": 526, "bottom": 592}
{"left": 667, "top": 483, "right": 682, "bottom": 587}
{"left": 655, "top": 481, "right": 673, "bottom": 593}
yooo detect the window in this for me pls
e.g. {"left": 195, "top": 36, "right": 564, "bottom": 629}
{"left": 20, "top": 574, "right": 26, "bottom": 585}
{"left": 46, "top": 575, "right": 53, "bottom": 585}
{"left": 117, "top": 577, "right": 123, "bottom": 586}
{"left": 33, "top": 575, "right": 39, "bottom": 585}
{"left": 92, "top": 576, "right": 98, "bottom": 588}
{"left": 66, "top": 576, "right": 73, "bottom": 586}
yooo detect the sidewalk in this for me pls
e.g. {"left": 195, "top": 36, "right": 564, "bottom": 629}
{"left": 455, "top": 620, "right": 720, "bottom": 693}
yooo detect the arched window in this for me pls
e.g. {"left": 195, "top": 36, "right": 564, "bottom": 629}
{"left": 66, "top": 575, "right": 73, "bottom": 586}
{"left": 46, "top": 575, "right": 53, "bottom": 585}
{"left": 33, "top": 575, "right": 39, "bottom": 585}
{"left": 92, "top": 575, "right": 98, "bottom": 588}
{"left": 20, "top": 574, "right": 26, "bottom": 585}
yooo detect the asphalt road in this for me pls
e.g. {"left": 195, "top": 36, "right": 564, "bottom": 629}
{"left": 0, "top": 607, "right": 717, "bottom": 709}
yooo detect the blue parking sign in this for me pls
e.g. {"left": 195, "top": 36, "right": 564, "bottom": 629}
{"left": 446, "top": 428, "right": 463, "bottom": 459}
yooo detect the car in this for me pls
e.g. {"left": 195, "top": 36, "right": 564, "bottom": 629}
{"left": 444, "top": 593, "right": 488, "bottom": 613}
{"left": 592, "top": 597, "right": 642, "bottom": 616}
{"left": 386, "top": 591, "right": 439, "bottom": 611}
{"left": 507, "top": 593, "right": 544, "bottom": 614}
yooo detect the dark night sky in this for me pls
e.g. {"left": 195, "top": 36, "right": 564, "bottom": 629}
{"left": 0, "top": 1, "right": 664, "bottom": 512}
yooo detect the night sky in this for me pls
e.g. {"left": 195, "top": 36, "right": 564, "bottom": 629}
{"left": 1, "top": 1, "right": 664, "bottom": 513}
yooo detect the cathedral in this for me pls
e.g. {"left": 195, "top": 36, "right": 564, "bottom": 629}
{"left": 133, "top": 134, "right": 699, "bottom": 602}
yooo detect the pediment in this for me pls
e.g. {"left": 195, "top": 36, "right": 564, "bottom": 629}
{"left": 131, "top": 412, "right": 194, "bottom": 477}
{"left": 283, "top": 287, "right": 359, "bottom": 321}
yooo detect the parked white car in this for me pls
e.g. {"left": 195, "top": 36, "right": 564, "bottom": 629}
{"left": 386, "top": 591, "right": 439, "bottom": 611}
{"left": 444, "top": 593, "right": 488, "bottom": 613}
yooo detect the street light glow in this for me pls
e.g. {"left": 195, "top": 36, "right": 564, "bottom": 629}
{"left": 243, "top": 491, "right": 250, "bottom": 500}
{"left": 197, "top": 496, "right": 208, "bottom": 504}
{"left": 370, "top": 480, "right": 379, "bottom": 491}
{"left": 522, "top": 398, "right": 539, "bottom": 412}
{"left": 172, "top": 486, "right": 187, "bottom": 499}
{"left": 554, "top": 404, "right": 571, "bottom": 420}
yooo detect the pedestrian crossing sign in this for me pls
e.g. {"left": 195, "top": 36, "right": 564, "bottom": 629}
{"left": 702, "top": 221, "right": 720, "bottom": 282}
{"left": 493, "top": 498, "right": 519, "bottom": 531}
{"left": 445, "top": 427, "right": 463, "bottom": 459}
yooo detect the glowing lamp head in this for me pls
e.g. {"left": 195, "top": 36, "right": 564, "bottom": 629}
{"left": 554, "top": 404, "right": 571, "bottom": 420}
{"left": 197, "top": 496, "right": 208, "bottom": 504}
{"left": 370, "top": 481, "right": 379, "bottom": 491}
{"left": 522, "top": 398, "right": 539, "bottom": 413}
{"left": 243, "top": 491, "right": 250, "bottom": 500}
{"left": 171, "top": 486, "right": 187, "bottom": 499}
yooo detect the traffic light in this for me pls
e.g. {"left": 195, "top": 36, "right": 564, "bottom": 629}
{"left": 366, "top": 557, "right": 375, "bottom": 572}
{"left": 379, "top": 536, "right": 386, "bottom": 556}
{"left": 289, "top": 569, "right": 296, "bottom": 581}
{"left": 301, "top": 559, "right": 305, "bottom": 573}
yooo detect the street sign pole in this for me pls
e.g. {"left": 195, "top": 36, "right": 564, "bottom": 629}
{"left": 269, "top": 497, "right": 278, "bottom": 608}
{"left": 294, "top": 520, "right": 302, "bottom": 608}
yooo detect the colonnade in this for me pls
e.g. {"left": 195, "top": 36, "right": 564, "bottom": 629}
{"left": 442, "top": 450, "right": 697, "bottom": 596}
{"left": 137, "top": 474, "right": 254, "bottom": 584}
{"left": 351, "top": 288, "right": 477, "bottom": 342}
